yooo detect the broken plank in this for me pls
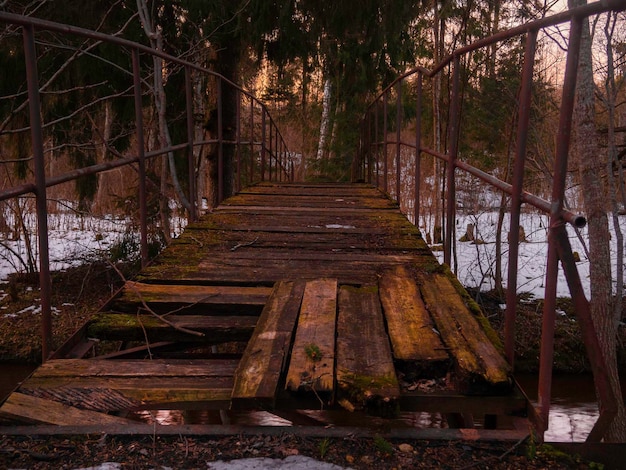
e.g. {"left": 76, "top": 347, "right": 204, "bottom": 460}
{"left": 110, "top": 282, "right": 271, "bottom": 314}
{"left": 0, "top": 393, "right": 135, "bottom": 425}
{"left": 379, "top": 266, "right": 449, "bottom": 377}
{"left": 336, "top": 285, "right": 399, "bottom": 416}
{"left": 20, "top": 377, "right": 234, "bottom": 411}
{"left": 231, "top": 281, "right": 305, "bottom": 409}
{"left": 86, "top": 314, "right": 257, "bottom": 342}
{"left": 28, "top": 358, "right": 239, "bottom": 378}
{"left": 285, "top": 279, "right": 337, "bottom": 397}
{"left": 417, "top": 272, "right": 512, "bottom": 394}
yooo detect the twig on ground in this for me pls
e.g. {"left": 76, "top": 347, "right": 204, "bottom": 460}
{"left": 107, "top": 261, "right": 204, "bottom": 337}
{"left": 231, "top": 237, "right": 259, "bottom": 251}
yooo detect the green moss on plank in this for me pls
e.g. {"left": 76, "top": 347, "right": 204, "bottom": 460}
{"left": 441, "top": 265, "right": 505, "bottom": 354}
{"left": 86, "top": 312, "right": 163, "bottom": 337}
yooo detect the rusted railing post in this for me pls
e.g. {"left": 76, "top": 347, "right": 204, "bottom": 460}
{"left": 414, "top": 72, "right": 423, "bottom": 227}
{"left": 383, "top": 90, "right": 388, "bottom": 194}
{"left": 374, "top": 101, "right": 379, "bottom": 187}
{"left": 268, "top": 117, "right": 273, "bottom": 181}
{"left": 261, "top": 111, "right": 266, "bottom": 181}
{"left": 395, "top": 81, "right": 402, "bottom": 203}
{"left": 250, "top": 99, "right": 255, "bottom": 183}
{"left": 505, "top": 30, "right": 537, "bottom": 366}
{"left": 539, "top": 15, "right": 581, "bottom": 434}
{"left": 444, "top": 56, "right": 461, "bottom": 267}
{"left": 366, "top": 113, "right": 372, "bottom": 183}
{"left": 236, "top": 89, "right": 241, "bottom": 192}
{"left": 184, "top": 65, "right": 197, "bottom": 221}
{"left": 217, "top": 79, "right": 224, "bottom": 203}
{"left": 23, "top": 24, "right": 53, "bottom": 362}
{"left": 131, "top": 48, "right": 149, "bottom": 267}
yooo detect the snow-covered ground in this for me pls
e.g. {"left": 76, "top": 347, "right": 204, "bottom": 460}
{"left": 429, "top": 210, "right": 626, "bottom": 300}
{"left": 0, "top": 210, "right": 187, "bottom": 283}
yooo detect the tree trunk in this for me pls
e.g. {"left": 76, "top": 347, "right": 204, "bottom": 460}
{"left": 603, "top": 12, "right": 623, "bottom": 324}
{"left": 569, "top": 0, "right": 626, "bottom": 442}
{"left": 214, "top": 44, "right": 241, "bottom": 199}
{"left": 317, "top": 78, "right": 332, "bottom": 162}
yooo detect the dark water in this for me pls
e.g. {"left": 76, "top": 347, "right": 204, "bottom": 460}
{"left": 516, "top": 374, "right": 621, "bottom": 442}
{"left": 0, "top": 364, "right": 613, "bottom": 442}
{"left": 0, "top": 362, "right": 37, "bottom": 402}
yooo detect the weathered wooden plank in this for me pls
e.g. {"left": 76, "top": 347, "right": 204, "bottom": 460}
{"left": 0, "top": 393, "right": 136, "bottom": 425}
{"left": 417, "top": 272, "right": 512, "bottom": 394}
{"left": 379, "top": 266, "right": 449, "bottom": 376}
{"left": 27, "top": 358, "right": 239, "bottom": 378}
{"left": 285, "top": 279, "right": 337, "bottom": 396}
{"left": 86, "top": 314, "right": 257, "bottom": 342}
{"left": 336, "top": 286, "right": 399, "bottom": 416}
{"left": 201, "top": 251, "right": 422, "bottom": 263}
{"left": 222, "top": 194, "right": 397, "bottom": 210}
{"left": 231, "top": 281, "right": 305, "bottom": 409}
{"left": 216, "top": 205, "right": 395, "bottom": 215}
{"left": 238, "top": 183, "right": 376, "bottom": 197}
{"left": 111, "top": 282, "right": 271, "bottom": 314}
{"left": 20, "top": 377, "right": 233, "bottom": 411}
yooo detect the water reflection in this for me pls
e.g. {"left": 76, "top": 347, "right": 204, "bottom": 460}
{"left": 131, "top": 409, "right": 446, "bottom": 429}
{"left": 516, "top": 374, "right": 610, "bottom": 442}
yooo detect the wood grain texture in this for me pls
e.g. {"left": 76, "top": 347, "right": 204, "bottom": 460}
{"left": 379, "top": 266, "right": 449, "bottom": 372}
{"left": 417, "top": 272, "right": 512, "bottom": 394}
{"left": 336, "top": 286, "right": 399, "bottom": 415}
{"left": 0, "top": 393, "right": 135, "bottom": 425}
{"left": 231, "top": 281, "right": 305, "bottom": 409}
{"left": 285, "top": 279, "right": 337, "bottom": 396}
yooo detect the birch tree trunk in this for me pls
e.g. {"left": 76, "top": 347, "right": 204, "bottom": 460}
{"left": 569, "top": 0, "right": 626, "bottom": 441}
{"left": 136, "top": 0, "right": 192, "bottom": 222}
{"left": 317, "top": 78, "right": 332, "bottom": 161}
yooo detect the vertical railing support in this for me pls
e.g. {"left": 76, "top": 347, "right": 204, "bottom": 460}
{"left": 235, "top": 90, "right": 241, "bottom": 192}
{"left": 261, "top": 111, "right": 266, "bottom": 181}
{"left": 383, "top": 90, "right": 388, "bottom": 193}
{"left": 217, "top": 78, "right": 224, "bottom": 203}
{"left": 414, "top": 72, "right": 423, "bottom": 227}
{"left": 23, "top": 24, "right": 53, "bottom": 362}
{"left": 249, "top": 99, "right": 255, "bottom": 183}
{"left": 395, "top": 81, "right": 402, "bottom": 203}
{"left": 505, "top": 30, "right": 537, "bottom": 365}
{"left": 444, "top": 56, "right": 461, "bottom": 267}
{"left": 184, "top": 65, "right": 197, "bottom": 222}
{"left": 268, "top": 117, "right": 273, "bottom": 181}
{"left": 374, "top": 102, "right": 379, "bottom": 187}
{"left": 131, "top": 48, "right": 149, "bottom": 268}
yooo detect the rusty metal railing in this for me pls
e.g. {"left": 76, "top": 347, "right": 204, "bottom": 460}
{"left": 0, "top": 12, "right": 293, "bottom": 362}
{"left": 357, "top": 0, "right": 625, "bottom": 442}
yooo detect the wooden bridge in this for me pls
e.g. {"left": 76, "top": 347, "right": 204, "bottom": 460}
{"left": 0, "top": 183, "right": 529, "bottom": 438}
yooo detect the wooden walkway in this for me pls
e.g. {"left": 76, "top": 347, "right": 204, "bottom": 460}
{"left": 0, "top": 183, "right": 528, "bottom": 437}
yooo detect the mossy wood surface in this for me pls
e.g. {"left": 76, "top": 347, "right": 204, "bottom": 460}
{"left": 336, "top": 286, "right": 399, "bottom": 412}
{"left": 86, "top": 313, "right": 257, "bottom": 342}
{"left": 285, "top": 279, "right": 337, "bottom": 396}
{"left": 111, "top": 282, "right": 270, "bottom": 315}
{"left": 379, "top": 266, "right": 449, "bottom": 370}
{"left": 417, "top": 272, "right": 512, "bottom": 394}
{"left": 231, "top": 281, "right": 305, "bottom": 409}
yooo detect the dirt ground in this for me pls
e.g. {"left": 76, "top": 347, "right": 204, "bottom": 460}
{"left": 0, "top": 433, "right": 602, "bottom": 469}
